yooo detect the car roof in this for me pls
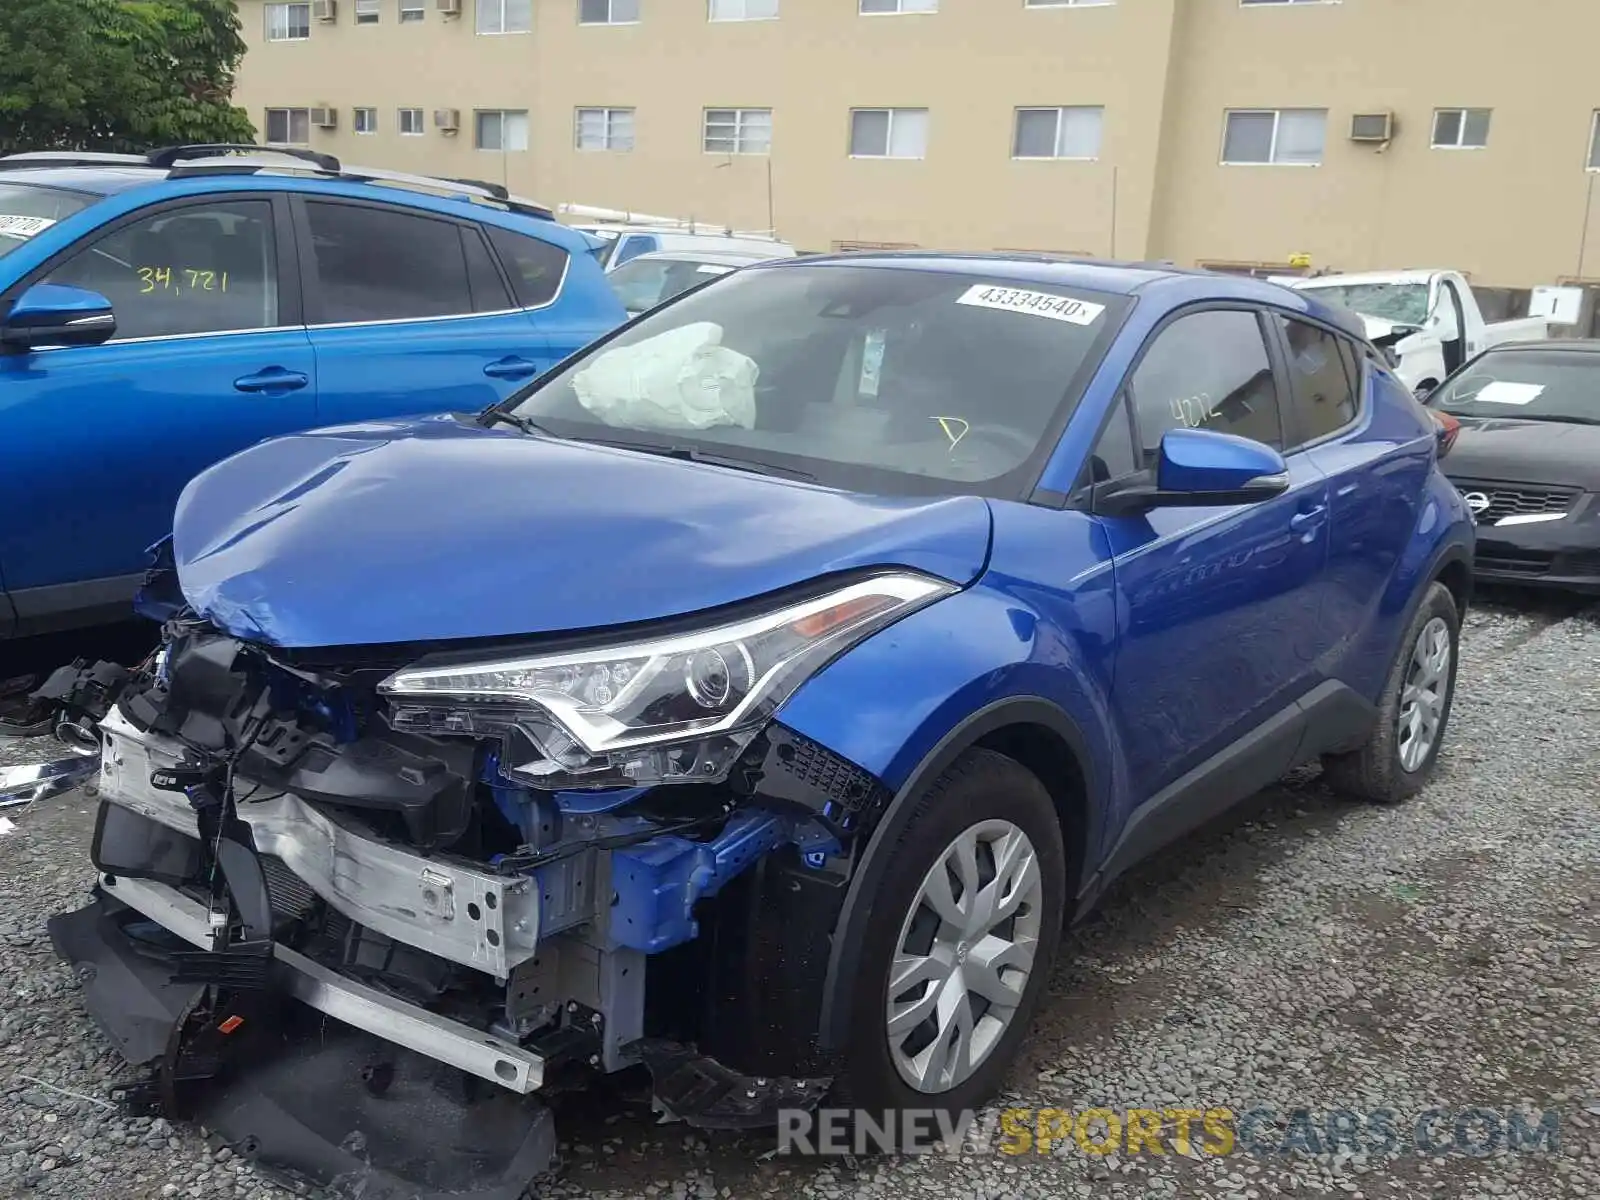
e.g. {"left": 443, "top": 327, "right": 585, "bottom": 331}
{"left": 0, "top": 150, "right": 561, "bottom": 223}
{"left": 1294, "top": 270, "right": 1443, "bottom": 288}
{"left": 0, "top": 166, "right": 165, "bottom": 196}
{"left": 755, "top": 251, "right": 1372, "bottom": 341}
{"left": 1478, "top": 338, "right": 1600, "bottom": 355}
{"left": 621, "top": 249, "right": 777, "bottom": 266}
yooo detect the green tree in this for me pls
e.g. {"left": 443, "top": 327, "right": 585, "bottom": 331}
{"left": 0, "top": 0, "right": 254, "bottom": 155}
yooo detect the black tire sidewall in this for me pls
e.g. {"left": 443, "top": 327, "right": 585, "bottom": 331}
{"left": 840, "top": 749, "right": 1067, "bottom": 1117}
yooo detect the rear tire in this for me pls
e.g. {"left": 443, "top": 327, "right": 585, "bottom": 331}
{"left": 835, "top": 748, "right": 1066, "bottom": 1133}
{"left": 1323, "top": 581, "right": 1459, "bottom": 804}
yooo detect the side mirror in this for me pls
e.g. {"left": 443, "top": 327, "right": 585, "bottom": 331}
{"left": 1095, "top": 428, "right": 1289, "bottom": 515}
{"left": 0, "top": 283, "right": 116, "bottom": 352}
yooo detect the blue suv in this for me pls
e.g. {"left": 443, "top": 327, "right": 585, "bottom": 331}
{"left": 0, "top": 145, "right": 624, "bottom": 640}
{"left": 51, "top": 254, "right": 1473, "bottom": 1196}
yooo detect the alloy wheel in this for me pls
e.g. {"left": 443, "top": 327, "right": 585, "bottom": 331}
{"left": 1398, "top": 615, "right": 1452, "bottom": 772}
{"left": 885, "top": 819, "right": 1044, "bottom": 1093}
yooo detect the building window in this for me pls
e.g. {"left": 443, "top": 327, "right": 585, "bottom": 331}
{"left": 1432, "top": 108, "right": 1491, "bottom": 150}
{"left": 1023, "top": 0, "right": 1115, "bottom": 8}
{"left": 580, "top": 0, "right": 640, "bottom": 23}
{"left": 575, "top": 107, "right": 635, "bottom": 151}
{"left": 860, "top": 0, "right": 936, "bottom": 12}
{"left": 1221, "top": 108, "right": 1326, "bottom": 165}
{"left": 703, "top": 108, "right": 772, "bottom": 154}
{"left": 850, "top": 108, "right": 929, "bottom": 159}
{"left": 354, "top": 107, "right": 378, "bottom": 134}
{"left": 476, "top": 109, "right": 530, "bottom": 151}
{"left": 265, "top": 108, "right": 311, "bottom": 146}
{"left": 1013, "top": 106, "right": 1103, "bottom": 159}
{"left": 265, "top": 3, "right": 311, "bottom": 40}
{"left": 1241, "top": 0, "right": 1336, "bottom": 5}
{"left": 398, "top": 107, "right": 426, "bottom": 135}
{"left": 355, "top": 0, "right": 381, "bottom": 22}
{"left": 399, "top": 0, "right": 425, "bottom": 19}
{"left": 710, "top": 0, "right": 777, "bottom": 18}
{"left": 478, "top": 0, "right": 532, "bottom": 33}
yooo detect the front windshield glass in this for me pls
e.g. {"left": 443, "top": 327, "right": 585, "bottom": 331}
{"left": 1430, "top": 350, "right": 1600, "bottom": 426}
{"left": 608, "top": 256, "right": 737, "bottom": 312}
{"left": 0, "top": 183, "right": 96, "bottom": 261}
{"left": 1302, "top": 282, "right": 1430, "bottom": 326}
{"left": 508, "top": 263, "right": 1127, "bottom": 496}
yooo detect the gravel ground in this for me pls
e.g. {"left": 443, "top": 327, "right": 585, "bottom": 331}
{"left": 0, "top": 593, "right": 1596, "bottom": 1200}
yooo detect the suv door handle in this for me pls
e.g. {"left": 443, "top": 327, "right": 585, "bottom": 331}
{"left": 1290, "top": 505, "right": 1328, "bottom": 535}
{"left": 234, "top": 368, "right": 309, "bottom": 394}
{"left": 483, "top": 356, "right": 542, "bottom": 381}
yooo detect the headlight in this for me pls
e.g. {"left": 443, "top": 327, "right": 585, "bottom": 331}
{"left": 378, "top": 572, "right": 954, "bottom": 790}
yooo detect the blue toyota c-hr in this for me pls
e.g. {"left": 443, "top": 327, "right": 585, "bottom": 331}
{"left": 53, "top": 253, "right": 1474, "bottom": 1194}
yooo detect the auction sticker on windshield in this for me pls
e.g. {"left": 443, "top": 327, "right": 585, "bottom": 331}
{"left": 0, "top": 214, "right": 56, "bottom": 239}
{"left": 957, "top": 284, "right": 1105, "bottom": 326}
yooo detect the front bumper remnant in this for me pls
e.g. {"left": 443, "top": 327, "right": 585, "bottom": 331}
{"left": 51, "top": 892, "right": 556, "bottom": 1200}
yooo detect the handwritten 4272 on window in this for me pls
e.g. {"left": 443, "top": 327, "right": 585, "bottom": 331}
{"left": 137, "top": 266, "right": 229, "bottom": 295}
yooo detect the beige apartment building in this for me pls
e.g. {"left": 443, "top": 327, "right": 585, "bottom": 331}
{"left": 236, "top": 0, "right": 1600, "bottom": 289}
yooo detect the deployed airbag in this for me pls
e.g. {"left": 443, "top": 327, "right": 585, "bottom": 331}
{"left": 572, "top": 321, "right": 758, "bottom": 431}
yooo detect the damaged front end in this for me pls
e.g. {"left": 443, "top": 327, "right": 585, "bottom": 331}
{"left": 51, "top": 573, "right": 949, "bottom": 1197}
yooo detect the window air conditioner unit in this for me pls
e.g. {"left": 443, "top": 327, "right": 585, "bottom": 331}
{"left": 434, "top": 108, "right": 461, "bottom": 133}
{"left": 312, "top": 0, "right": 338, "bottom": 22}
{"left": 1350, "top": 112, "right": 1394, "bottom": 143}
{"left": 436, "top": 0, "right": 461, "bottom": 13}
{"left": 311, "top": 106, "right": 338, "bottom": 129}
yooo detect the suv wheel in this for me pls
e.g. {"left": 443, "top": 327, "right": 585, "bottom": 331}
{"left": 1324, "top": 581, "right": 1460, "bottom": 804}
{"left": 839, "top": 749, "right": 1066, "bottom": 1123}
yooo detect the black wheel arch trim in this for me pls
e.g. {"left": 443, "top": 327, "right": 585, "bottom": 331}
{"left": 814, "top": 695, "right": 1100, "bottom": 1052}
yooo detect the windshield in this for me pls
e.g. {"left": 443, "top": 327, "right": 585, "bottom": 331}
{"left": 507, "top": 263, "right": 1127, "bottom": 497}
{"left": 608, "top": 256, "right": 740, "bottom": 313}
{"left": 0, "top": 183, "right": 97, "bottom": 261}
{"left": 1430, "top": 350, "right": 1600, "bottom": 426}
{"left": 1301, "top": 282, "right": 1430, "bottom": 326}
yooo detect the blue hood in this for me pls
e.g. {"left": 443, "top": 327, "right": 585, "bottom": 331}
{"left": 171, "top": 415, "right": 993, "bottom": 648}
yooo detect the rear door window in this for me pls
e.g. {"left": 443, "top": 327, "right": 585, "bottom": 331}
{"left": 1273, "top": 315, "right": 1360, "bottom": 446}
{"left": 40, "top": 199, "right": 279, "bottom": 340}
{"left": 301, "top": 200, "right": 473, "bottom": 323}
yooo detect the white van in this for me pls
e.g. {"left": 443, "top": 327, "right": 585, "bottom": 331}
{"left": 560, "top": 203, "right": 797, "bottom": 272}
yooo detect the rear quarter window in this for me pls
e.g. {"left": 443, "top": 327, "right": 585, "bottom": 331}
{"left": 486, "top": 226, "right": 569, "bottom": 308}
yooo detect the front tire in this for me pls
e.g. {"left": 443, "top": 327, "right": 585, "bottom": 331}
{"left": 838, "top": 748, "right": 1066, "bottom": 1122}
{"left": 1324, "top": 581, "right": 1460, "bottom": 804}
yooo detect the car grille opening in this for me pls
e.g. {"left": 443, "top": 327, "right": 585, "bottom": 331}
{"left": 1451, "top": 479, "right": 1578, "bottom": 525}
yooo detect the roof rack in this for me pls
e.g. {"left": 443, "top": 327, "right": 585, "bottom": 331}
{"left": 0, "top": 144, "right": 553, "bottom": 220}
{"left": 146, "top": 142, "right": 341, "bottom": 172}
{"left": 557, "top": 202, "right": 779, "bottom": 240}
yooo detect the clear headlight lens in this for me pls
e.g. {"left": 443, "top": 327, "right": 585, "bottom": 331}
{"left": 378, "top": 573, "right": 954, "bottom": 789}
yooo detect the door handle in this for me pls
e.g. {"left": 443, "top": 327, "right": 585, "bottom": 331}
{"left": 234, "top": 367, "right": 309, "bottom": 394}
{"left": 483, "top": 356, "right": 542, "bottom": 381}
{"left": 1290, "top": 505, "right": 1328, "bottom": 533}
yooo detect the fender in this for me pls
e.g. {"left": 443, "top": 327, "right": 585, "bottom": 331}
{"left": 1382, "top": 473, "right": 1475, "bottom": 658}
{"left": 810, "top": 694, "right": 1100, "bottom": 1052}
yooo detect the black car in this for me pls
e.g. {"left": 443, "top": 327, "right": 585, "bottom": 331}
{"left": 1427, "top": 340, "right": 1600, "bottom": 592}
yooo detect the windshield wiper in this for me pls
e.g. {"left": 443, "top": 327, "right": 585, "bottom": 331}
{"left": 587, "top": 439, "right": 817, "bottom": 482}
{"left": 481, "top": 410, "right": 556, "bottom": 437}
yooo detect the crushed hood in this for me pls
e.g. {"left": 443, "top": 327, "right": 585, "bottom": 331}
{"left": 171, "top": 415, "right": 992, "bottom": 648}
